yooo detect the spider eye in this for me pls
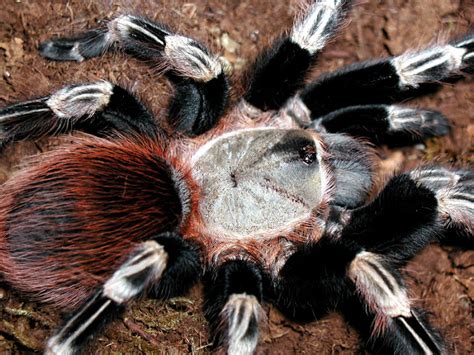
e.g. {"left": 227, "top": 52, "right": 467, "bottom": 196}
{"left": 299, "top": 144, "right": 317, "bottom": 165}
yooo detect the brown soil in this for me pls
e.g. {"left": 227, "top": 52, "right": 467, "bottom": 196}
{"left": 0, "top": 0, "right": 472, "bottom": 354}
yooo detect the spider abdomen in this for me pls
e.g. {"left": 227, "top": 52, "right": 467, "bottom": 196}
{"left": 0, "top": 137, "right": 188, "bottom": 309}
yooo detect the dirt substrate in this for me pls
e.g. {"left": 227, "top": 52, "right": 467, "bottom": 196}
{"left": 0, "top": 0, "right": 473, "bottom": 353}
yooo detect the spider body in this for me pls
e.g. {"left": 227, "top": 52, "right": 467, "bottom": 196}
{"left": 0, "top": 1, "right": 473, "bottom": 354}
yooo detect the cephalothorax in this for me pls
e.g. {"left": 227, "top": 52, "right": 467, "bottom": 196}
{"left": 0, "top": 1, "right": 473, "bottom": 354}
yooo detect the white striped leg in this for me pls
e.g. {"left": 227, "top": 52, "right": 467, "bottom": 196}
{"left": 348, "top": 251, "right": 445, "bottom": 354}
{"left": 386, "top": 106, "right": 449, "bottom": 136}
{"left": 393, "top": 34, "right": 474, "bottom": 88}
{"left": 205, "top": 261, "right": 264, "bottom": 355}
{"left": 0, "top": 81, "right": 114, "bottom": 123}
{"left": 243, "top": 0, "right": 351, "bottom": 111}
{"left": 46, "top": 81, "right": 114, "bottom": 120}
{"left": 40, "top": 14, "right": 229, "bottom": 136}
{"left": 0, "top": 99, "right": 50, "bottom": 128}
{"left": 46, "top": 241, "right": 168, "bottom": 355}
{"left": 0, "top": 81, "right": 112, "bottom": 145}
{"left": 38, "top": 29, "right": 112, "bottom": 62}
{"left": 310, "top": 104, "right": 450, "bottom": 144}
{"left": 410, "top": 166, "right": 474, "bottom": 237}
{"left": 220, "top": 294, "right": 263, "bottom": 355}
{"left": 0, "top": 81, "right": 159, "bottom": 144}
{"left": 40, "top": 14, "right": 223, "bottom": 83}
{"left": 112, "top": 15, "right": 223, "bottom": 82}
{"left": 298, "top": 33, "right": 474, "bottom": 120}
{"left": 458, "top": 34, "right": 474, "bottom": 73}
{"left": 290, "top": 0, "right": 351, "bottom": 55}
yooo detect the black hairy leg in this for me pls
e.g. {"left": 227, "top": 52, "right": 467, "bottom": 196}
{"left": 275, "top": 243, "right": 445, "bottom": 354}
{"left": 410, "top": 166, "right": 474, "bottom": 240}
{"left": 310, "top": 104, "right": 450, "bottom": 146}
{"left": 343, "top": 173, "right": 441, "bottom": 264}
{"left": 295, "top": 34, "right": 474, "bottom": 142}
{"left": 149, "top": 233, "right": 202, "bottom": 300}
{"left": 340, "top": 166, "right": 474, "bottom": 260}
{"left": 273, "top": 170, "right": 469, "bottom": 354}
{"left": 344, "top": 248, "right": 446, "bottom": 354}
{"left": 46, "top": 239, "right": 168, "bottom": 354}
{"left": 204, "top": 260, "right": 264, "bottom": 355}
{"left": 274, "top": 238, "right": 356, "bottom": 322}
{"left": 46, "top": 233, "right": 201, "bottom": 354}
{"left": 301, "top": 35, "right": 474, "bottom": 116}
{"left": 0, "top": 81, "right": 159, "bottom": 147}
{"left": 243, "top": 0, "right": 352, "bottom": 112}
{"left": 39, "top": 15, "right": 229, "bottom": 136}
{"left": 333, "top": 168, "right": 473, "bottom": 351}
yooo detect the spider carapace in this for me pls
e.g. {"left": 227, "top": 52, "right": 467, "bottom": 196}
{"left": 0, "top": 1, "right": 473, "bottom": 354}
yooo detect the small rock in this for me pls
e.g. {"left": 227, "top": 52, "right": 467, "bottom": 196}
{"left": 208, "top": 26, "right": 221, "bottom": 37}
{"left": 467, "top": 124, "right": 474, "bottom": 139}
{"left": 233, "top": 57, "right": 248, "bottom": 72}
{"left": 250, "top": 30, "right": 260, "bottom": 43}
{"left": 0, "top": 37, "right": 24, "bottom": 63}
{"left": 221, "top": 33, "right": 239, "bottom": 54}
{"left": 181, "top": 3, "right": 197, "bottom": 19}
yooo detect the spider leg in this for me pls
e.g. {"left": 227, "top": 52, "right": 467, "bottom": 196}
{"left": 324, "top": 151, "right": 472, "bottom": 246}
{"left": 295, "top": 33, "right": 474, "bottom": 142}
{"left": 301, "top": 34, "right": 474, "bottom": 116}
{"left": 343, "top": 173, "right": 440, "bottom": 261}
{"left": 341, "top": 165, "right": 474, "bottom": 256}
{"left": 46, "top": 239, "right": 168, "bottom": 354}
{"left": 276, "top": 243, "right": 446, "bottom": 354}
{"left": 0, "top": 81, "right": 159, "bottom": 147}
{"left": 204, "top": 260, "right": 264, "bottom": 355}
{"left": 243, "top": 0, "right": 352, "bottom": 111}
{"left": 410, "top": 166, "right": 474, "bottom": 240}
{"left": 45, "top": 232, "right": 201, "bottom": 354}
{"left": 39, "top": 15, "right": 229, "bottom": 136}
{"left": 339, "top": 168, "right": 473, "bottom": 351}
{"left": 310, "top": 104, "right": 450, "bottom": 145}
{"left": 344, "top": 252, "right": 445, "bottom": 354}
{"left": 0, "top": 133, "right": 203, "bottom": 352}
{"left": 275, "top": 173, "right": 453, "bottom": 353}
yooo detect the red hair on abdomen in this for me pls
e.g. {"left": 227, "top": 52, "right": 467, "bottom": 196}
{"left": 0, "top": 137, "right": 190, "bottom": 309}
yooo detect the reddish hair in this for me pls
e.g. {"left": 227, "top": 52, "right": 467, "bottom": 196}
{"left": 0, "top": 136, "right": 191, "bottom": 309}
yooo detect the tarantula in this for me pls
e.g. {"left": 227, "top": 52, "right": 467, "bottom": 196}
{"left": 0, "top": 0, "right": 473, "bottom": 353}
